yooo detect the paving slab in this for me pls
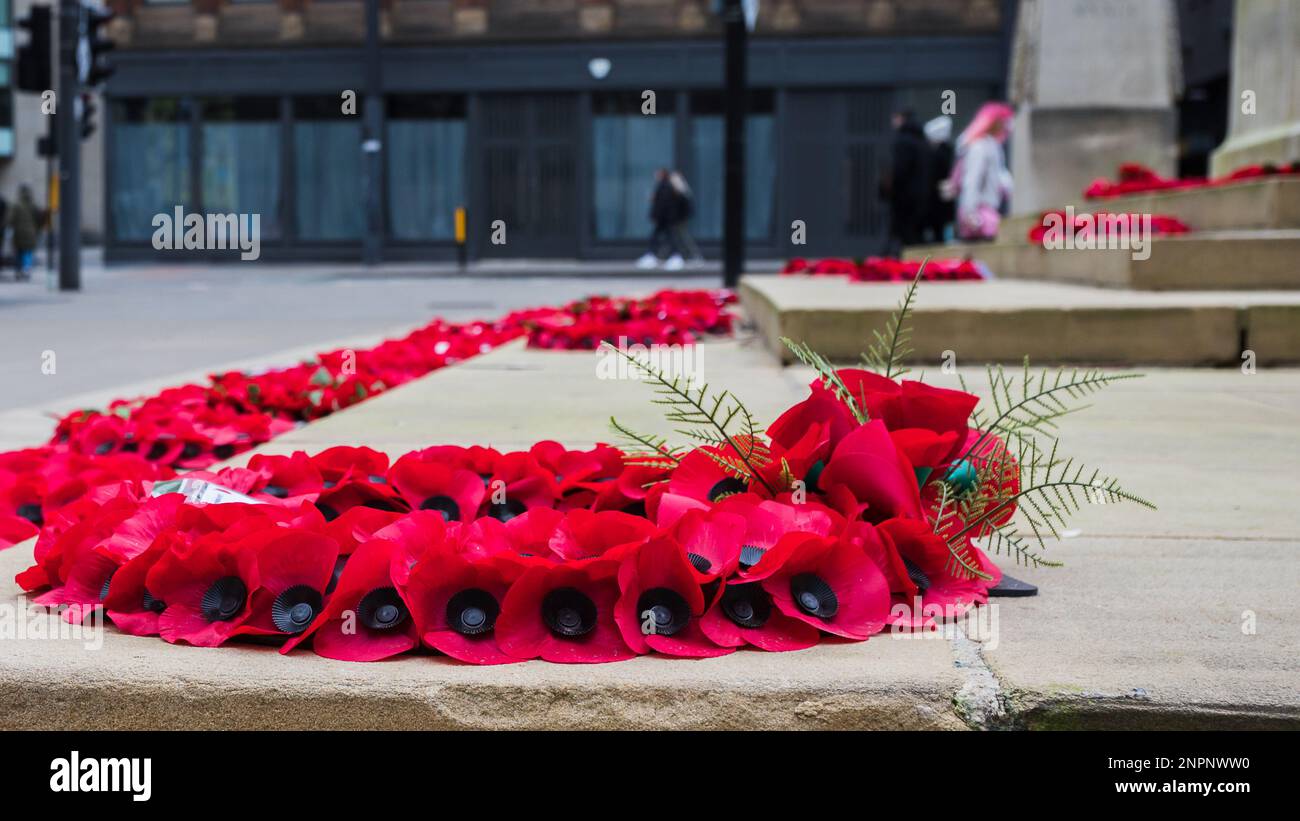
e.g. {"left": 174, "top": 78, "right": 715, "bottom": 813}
{"left": 904, "top": 230, "right": 1300, "bottom": 290}
{"left": 741, "top": 275, "right": 1300, "bottom": 365}
{"left": 2, "top": 339, "right": 1297, "bottom": 729}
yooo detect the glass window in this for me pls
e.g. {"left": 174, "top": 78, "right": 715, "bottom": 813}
{"left": 386, "top": 95, "right": 466, "bottom": 241}
{"left": 111, "top": 98, "right": 191, "bottom": 242}
{"left": 293, "top": 96, "right": 363, "bottom": 241}
{"left": 592, "top": 92, "right": 675, "bottom": 241}
{"left": 201, "top": 97, "right": 281, "bottom": 239}
{"left": 687, "top": 91, "right": 776, "bottom": 241}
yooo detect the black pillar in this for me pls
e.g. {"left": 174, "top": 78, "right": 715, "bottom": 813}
{"left": 362, "top": 0, "right": 383, "bottom": 264}
{"left": 722, "top": 0, "right": 747, "bottom": 288}
{"left": 56, "top": 0, "right": 80, "bottom": 291}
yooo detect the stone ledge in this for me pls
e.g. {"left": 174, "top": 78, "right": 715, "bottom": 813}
{"left": 904, "top": 231, "right": 1300, "bottom": 291}
{"left": 740, "top": 276, "right": 1300, "bottom": 366}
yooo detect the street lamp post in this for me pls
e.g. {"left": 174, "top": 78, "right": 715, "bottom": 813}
{"left": 722, "top": 0, "right": 748, "bottom": 288}
{"left": 362, "top": 0, "right": 383, "bottom": 265}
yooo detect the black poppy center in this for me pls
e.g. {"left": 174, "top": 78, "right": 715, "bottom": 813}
{"left": 542, "top": 587, "right": 597, "bottom": 638}
{"left": 357, "top": 587, "right": 409, "bottom": 630}
{"left": 262, "top": 484, "right": 290, "bottom": 499}
{"left": 99, "top": 570, "right": 115, "bottom": 602}
{"left": 721, "top": 583, "right": 772, "bottom": 629}
{"left": 706, "top": 476, "right": 748, "bottom": 502}
{"left": 200, "top": 576, "right": 247, "bottom": 622}
{"left": 790, "top": 573, "right": 838, "bottom": 620}
{"left": 902, "top": 557, "right": 931, "bottom": 593}
{"left": 146, "top": 442, "right": 170, "bottom": 461}
{"left": 738, "top": 544, "right": 766, "bottom": 570}
{"left": 487, "top": 499, "right": 527, "bottom": 523}
{"left": 686, "top": 552, "right": 712, "bottom": 573}
{"left": 15, "top": 503, "right": 43, "bottom": 526}
{"left": 212, "top": 444, "right": 236, "bottom": 460}
{"left": 314, "top": 501, "right": 340, "bottom": 522}
{"left": 142, "top": 588, "right": 166, "bottom": 614}
{"left": 420, "top": 495, "right": 461, "bottom": 522}
{"left": 271, "top": 585, "right": 323, "bottom": 634}
{"left": 325, "top": 555, "right": 348, "bottom": 595}
{"left": 445, "top": 588, "right": 500, "bottom": 636}
{"left": 636, "top": 587, "right": 690, "bottom": 637}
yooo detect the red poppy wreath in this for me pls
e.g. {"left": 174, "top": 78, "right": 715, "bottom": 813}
{"left": 12, "top": 275, "right": 1154, "bottom": 664}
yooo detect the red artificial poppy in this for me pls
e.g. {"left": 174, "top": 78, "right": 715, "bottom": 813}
{"left": 877, "top": 517, "right": 1001, "bottom": 620}
{"left": 668, "top": 508, "right": 746, "bottom": 581}
{"left": 235, "top": 529, "right": 340, "bottom": 638}
{"left": 820, "top": 420, "right": 924, "bottom": 522}
{"left": 667, "top": 448, "right": 756, "bottom": 505}
{"left": 478, "top": 451, "right": 559, "bottom": 521}
{"left": 699, "top": 579, "right": 821, "bottom": 653}
{"left": 281, "top": 536, "right": 417, "bottom": 662}
{"left": 547, "top": 508, "right": 656, "bottom": 561}
{"left": 389, "top": 454, "right": 485, "bottom": 523}
{"left": 405, "top": 543, "right": 520, "bottom": 665}
{"left": 614, "top": 536, "right": 731, "bottom": 658}
{"left": 102, "top": 532, "right": 175, "bottom": 636}
{"left": 742, "top": 531, "right": 891, "bottom": 640}
{"left": 710, "top": 494, "right": 840, "bottom": 572}
{"left": 146, "top": 533, "right": 261, "bottom": 647}
{"left": 245, "top": 451, "right": 325, "bottom": 504}
{"left": 496, "top": 558, "right": 634, "bottom": 663}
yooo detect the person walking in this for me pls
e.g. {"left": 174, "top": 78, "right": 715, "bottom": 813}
{"left": 8, "top": 186, "right": 41, "bottom": 281}
{"left": 922, "top": 115, "right": 956, "bottom": 243}
{"left": 667, "top": 170, "right": 703, "bottom": 265}
{"left": 949, "top": 102, "right": 1015, "bottom": 242}
{"left": 637, "top": 168, "right": 686, "bottom": 271}
{"left": 881, "top": 109, "right": 929, "bottom": 257}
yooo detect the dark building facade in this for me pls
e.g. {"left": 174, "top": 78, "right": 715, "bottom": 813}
{"left": 102, "top": 0, "right": 1014, "bottom": 262}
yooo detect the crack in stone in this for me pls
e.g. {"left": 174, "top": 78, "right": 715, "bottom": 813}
{"left": 950, "top": 626, "right": 1013, "bottom": 730}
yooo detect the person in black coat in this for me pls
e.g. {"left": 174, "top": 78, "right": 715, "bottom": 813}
{"left": 923, "top": 115, "right": 956, "bottom": 243}
{"left": 882, "top": 109, "right": 930, "bottom": 256}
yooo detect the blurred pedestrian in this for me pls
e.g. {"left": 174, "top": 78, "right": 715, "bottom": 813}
{"left": 668, "top": 170, "right": 703, "bottom": 265}
{"left": 949, "top": 102, "right": 1015, "bottom": 242}
{"left": 8, "top": 185, "right": 41, "bottom": 281}
{"left": 922, "top": 115, "right": 956, "bottom": 243}
{"left": 881, "top": 109, "right": 929, "bottom": 256}
{"left": 636, "top": 168, "right": 686, "bottom": 271}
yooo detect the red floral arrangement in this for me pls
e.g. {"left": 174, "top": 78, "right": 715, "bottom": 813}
{"left": 782, "top": 257, "right": 986, "bottom": 282}
{"left": 1027, "top": 210, "right": 1190, "bottom": 243}
{"left": 13, "top": 275, "right": 1154, "bottom": 664}
{"left": 0, "top": 290, "right": 735, "bottom": 549}
{"left": 1084, "top": 161, "right": 1300, "bottom": 199}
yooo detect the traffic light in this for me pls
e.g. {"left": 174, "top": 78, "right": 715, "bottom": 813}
{"left": 80, "top": 93, "right": 97, "bottom": 140}
{"left": 82, "top": 6, "right": 117, "bottom": 88}
{"left": 16, "top": 5, "right": 54, "bottom": 93}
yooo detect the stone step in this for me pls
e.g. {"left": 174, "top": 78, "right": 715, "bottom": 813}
{"left": 4, "top": 340, "right": 1298, "bottom": 728}
{"left": 997, "top": 176, "right": 1300, "bottom": 242}
{"left": 904, "top": 230, "right": 1300, "bottom": 290}
{"left": 740, "top": 275, "right": 1300, "bottom": 366}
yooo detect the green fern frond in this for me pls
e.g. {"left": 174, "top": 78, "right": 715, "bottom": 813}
{"left": 861, "top": 264, "right": 924, "bottom": 379}
{"left": 781, "top": 337, "right": 869, "bottom": 424}
{"left": 947, "top": 437, "right": 1156, "bottom": 571}
{"left": 960, "top": 360, "right": 1143, "bottom": 462}
{"left": 603, "top": 343, "right": 777, "bottom": 494}
{"left": 608, "top": 416, "right": 684, "bottom": 467}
